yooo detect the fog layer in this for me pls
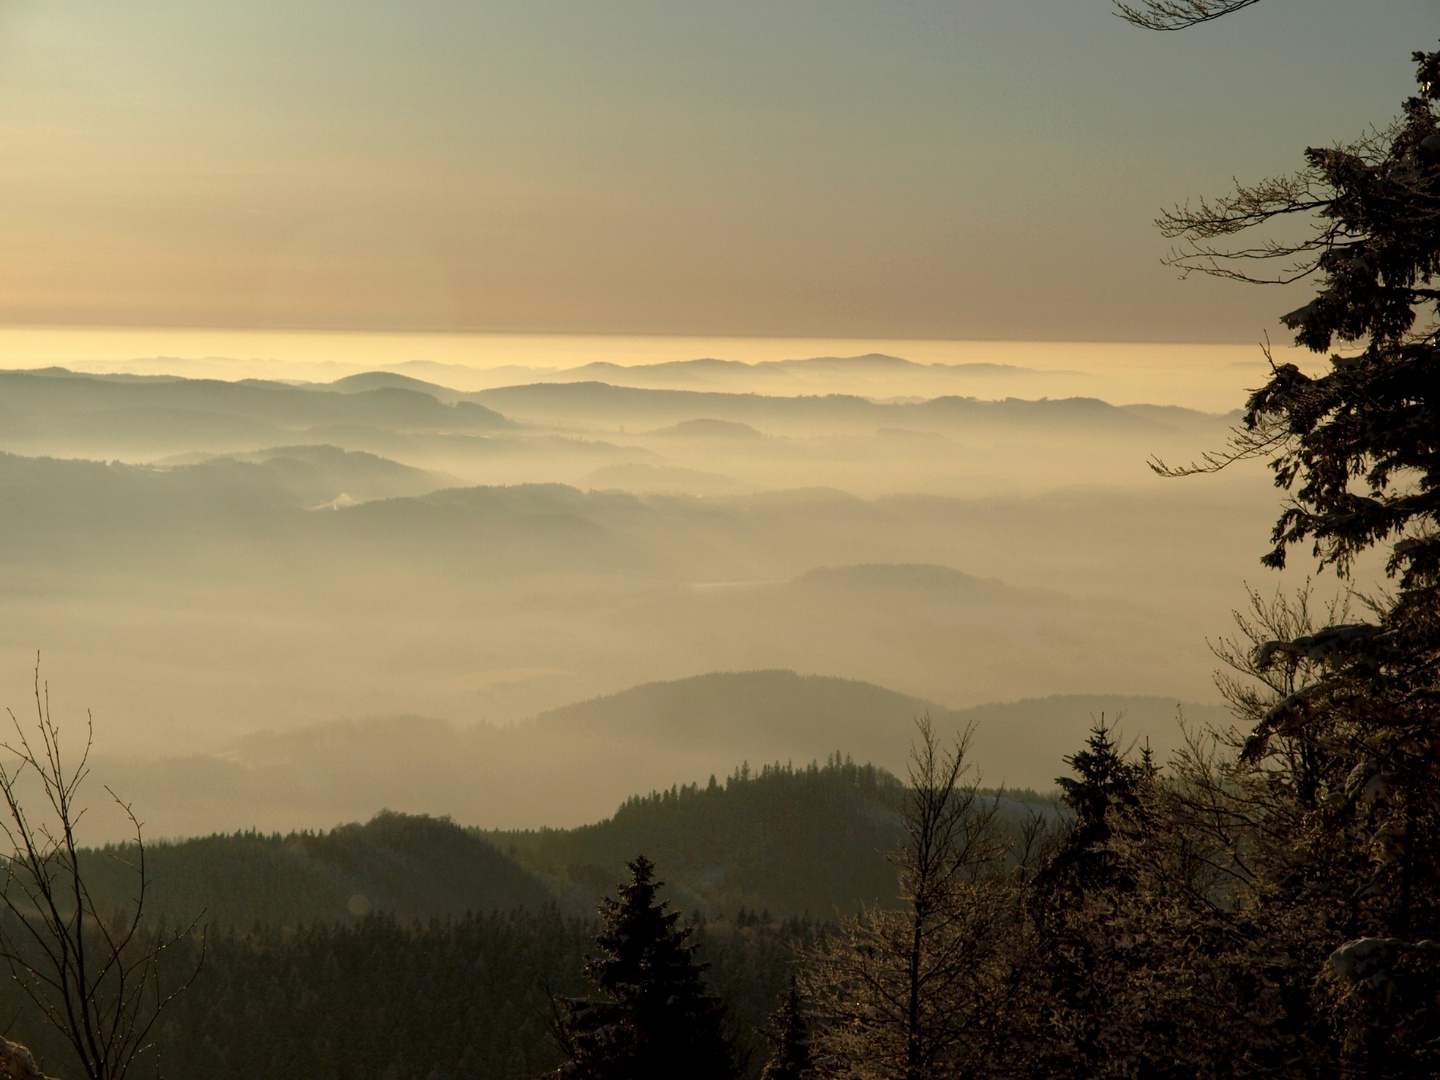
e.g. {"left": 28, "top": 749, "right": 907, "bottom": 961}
{"left": 0, "top": 348, "right": 1326, "bottom": 839}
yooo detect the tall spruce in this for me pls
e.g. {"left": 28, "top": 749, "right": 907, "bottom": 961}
{"left": 1109, "top": 11, "right": 1440, "bottom": 1075}
{"left": 759, "top": 977, "right": 815, "bottom": 1080}
{"left": 1047, "top": 719, "right": 1143, "bottom": 894}
{"left": 550, "top": 855, "right": 737, "bottom": 1080}
{"left": 1023, "top": 721, "right": 1154, "bottom": 1080}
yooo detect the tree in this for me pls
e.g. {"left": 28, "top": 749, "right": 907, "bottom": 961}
{"left": 1114, "top": 0, "right": 1264, "bottom": 30}
{"left": 550, "top": 854, "right": 737, "bottom": 1080}
{"left": 1044, "top": 718, "right": 1145, "bottom": 895}
{"left": 1137, "top": 33, "right": 1440, "bottom": 611}
{"left": 803, "top": 720, "right": 1011, "bottom": 1080}
{"left": 1109, "top": 12, "right": 1440, "bottom": 1073}
{"left": 759, "top": 976, "right": 816, "bottom": 1080}
{"left": 1015, "top": 720, "right": 1164, "bottom": 1080}
{"left": 0, "top": 662, "right": 202, "bottom": 1080}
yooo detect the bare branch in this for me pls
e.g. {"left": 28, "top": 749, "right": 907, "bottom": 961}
{"left": 0, "top": 659, "right": 203, "bottom": 1080}
{"left": 1114, "top": 0, "right": 1265, "bottom": 31}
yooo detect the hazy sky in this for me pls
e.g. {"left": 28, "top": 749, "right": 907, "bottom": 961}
{"left": 0, "top": 0, "right": 1431, "bottom": 340}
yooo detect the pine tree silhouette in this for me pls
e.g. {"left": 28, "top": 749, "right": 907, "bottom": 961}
{"left": 1049, "top": 718, "right": 1143, "bottom": 892}
{"left": 760, "top": 976, "right": 816, "bottom": 1080}
{"left": 551, "top": 855, "right": 737, "bottom": 1080}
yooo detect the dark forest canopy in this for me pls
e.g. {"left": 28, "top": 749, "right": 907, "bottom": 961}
{"left": 75, "top": 758, "right": 1055, "bottom": 930}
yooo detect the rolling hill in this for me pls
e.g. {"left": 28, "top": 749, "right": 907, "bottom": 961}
{"left": 81, "top": 758, "right": 1053, "bottom": 930}
{"left": 84, "top": 670, "right": 1227, "bottom": 841}
{"left": 83, "top": 810, "right": 550, "bottom": 930}
{"left": 468, "top": 380, "right": 1217, "bottom": 436}
{"left": 0, "top": 368, "right": 510, "bottom": 459}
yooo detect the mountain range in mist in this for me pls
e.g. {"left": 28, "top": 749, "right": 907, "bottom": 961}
{"left": 0, "top": 364, "right": 1242, "bottom": 502}
{"left": 83, "top": 670, "right": 1227, "bottom": 840}
{"left": 0, "top": 357, "right": 1289, "bottom": 843}
{"left": 336, "top": 352, "right": 1085, "bottom": 397}
{"left": 0, "top": 443, "right": 1261, "bottom": 754}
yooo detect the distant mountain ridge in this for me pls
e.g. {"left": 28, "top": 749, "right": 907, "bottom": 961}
{"left": 89, "top": 670, "right": 1228, "bottom": 840}
{"left": 520, "top": 670, "right": 1226, "bottom": 787}
{"left": 0, "top": 366, "right": 1228, "bottom": 470}
{"left": 0, "top": 443, "right": 1242, "bottom": 746}
{"left": 371, "top": 353, "right": 1082, "bottom": 395}
{"left": 0, "top": 367, "right": 510, "bottom": 458}
{"left": 68, "top": 670, "right": 1222, "bottom": 926}
{"left": 468, "top": 380, "right": 1220, "bottom": 434}
{"left": 325, "top": 369, "right": 469, "bottom": 404}
{"left": 559, "top": 353, "right": 1061, "bottom": 382}
{"left": 0, "top": 365, "right": 1265, "bottom": 790}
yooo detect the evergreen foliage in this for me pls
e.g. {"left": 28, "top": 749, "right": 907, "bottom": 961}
{"left": 1043, "top": 720, "right": 1144, "bottom": 894}
{"left": 781, "top": 36, "right": 1440, "bottom": 1080}
{"left": 1134, "top": 29, "right": 1440, "bottom": 1077}
{"left": 492, "top": 757, "right": 911, "bottom": 917}
{"left": 71, "top": 762, "right": 985, "bottom": 932}
{"left": 78, "top": 811, "right": 550, "bottom": 930}
{"left": 759, "top": 978, "right": 816, "bottom": 1080}
{"left": 0, "top": 903, "right": 808, "bottom": 1080}
{"left": 550, "top": 856, "right": 738, "bottom": 1080}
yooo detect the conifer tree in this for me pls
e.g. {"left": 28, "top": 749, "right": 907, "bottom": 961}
{"left": 550, "top": 855, "right": 737, "bottom": 1080}
{"left": 1021, "top": 721, "right": 1155, "bottom": 1080}
{"left": 759, "top": 977, "right": 815, "bottom": 1080}
{"left": 1127, "top": 33, "right": 1440, "bottom": 1074}
{"left": 1046, "top": 719, "right": 1143, "bottom": 894}
{"left": 1065, "top": 12, "right": 1440, "bottom": 1072}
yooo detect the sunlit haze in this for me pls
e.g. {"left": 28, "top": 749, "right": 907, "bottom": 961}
{"left": 0, "top": 0, "right": 1430, "bottom": 339}
{"left": 0, "top": 324, "right": 1308, "bottom": 411}
{"left": 0, "top": 4, "right": 1404, "bottom": 839}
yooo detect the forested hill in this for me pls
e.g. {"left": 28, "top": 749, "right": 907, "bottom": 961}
{"left": 80, "top": 811, "right": 551, "bottom": 930}
{"left": 490, "top": 757, "right": 920, "bottom": 918}
{"left": 81, "top": 758, "right": 1055, "bottom": 928}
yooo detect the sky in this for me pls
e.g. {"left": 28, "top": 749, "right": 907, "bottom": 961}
{"left": 0, "top": 0, "right": 1433, "bottom": 342}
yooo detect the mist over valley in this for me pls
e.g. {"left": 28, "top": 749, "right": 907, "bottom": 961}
{"left": 0, "top": 352, "right": 1288, "bottom": 841}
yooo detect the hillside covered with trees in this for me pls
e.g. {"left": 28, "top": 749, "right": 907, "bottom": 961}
{"left": 79, "top": 756, "right": 1055, "bottom": 928}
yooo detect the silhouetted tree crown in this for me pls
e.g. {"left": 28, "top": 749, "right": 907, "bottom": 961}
{"left": 551, "top": 855, "right": 737, "bottom": 1080}
{"left": 1154, "top": 46, "right": 1440, "bottom": 597}
{"left": 1043, "top": 720, "right": 1145, "bottom": 896}
{"left": 1112, "top": 14, "right": 1440, "bottom": 1075}
{"left": 759, "top": 977, "right": 815, "bottom": 1080}
{"left": 1057, "top": 721, "right": 1141, "bottom": 836}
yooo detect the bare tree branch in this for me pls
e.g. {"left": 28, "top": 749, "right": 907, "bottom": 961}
{"left": 1114, "top": 0, "right": 1265, "bottom": 31}
{"left": 0, "top": 658, "right": 203, "bottom": 1080}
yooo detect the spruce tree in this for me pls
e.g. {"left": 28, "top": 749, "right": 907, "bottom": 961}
{"left": 759, "top": 977, "right": 815, "bottom": 1080}
{"left": 1025, "top": 721, "right": 1152, "bottom": 1080}
{"left": 1048, "top": 719, "right": 1143, "bottom": 894}
{"left": 1132, "top": 39, "right": 1440, "bottom": 1074}
{"left": 550, "top": 855, "right": 737, "bottom": 1080}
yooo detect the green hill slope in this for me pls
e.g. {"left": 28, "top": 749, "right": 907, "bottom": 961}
{"left": 81, "top": 811, "right": 550, "bottom": 930}
{"left": 490, "top": 757, "right": 914, "bottom": 918}
{"left": 78, "top": 754, "right": 1031, "bottom": 927}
